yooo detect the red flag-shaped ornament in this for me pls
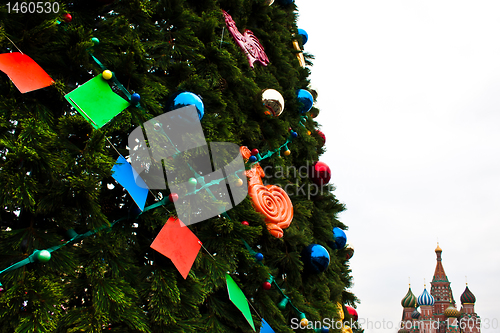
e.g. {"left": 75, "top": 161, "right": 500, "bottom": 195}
{"left": 150, "top": 217, "right": 201, "bottom": 279}
{"left": 0, "top": 52, "right": 54, "bottom": 93}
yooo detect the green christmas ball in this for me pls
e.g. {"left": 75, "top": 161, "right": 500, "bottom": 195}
{"left": 37, "top": 250, "right": 51, "bottom": 263}
{"left": 188, "top": 178, "right": 197, "bottom": 187}
{"left": 91, "top": 37, "right": 100, "bottom": 45}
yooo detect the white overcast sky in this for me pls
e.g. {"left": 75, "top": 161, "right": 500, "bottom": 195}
{"left": 295, "top": 1, "right": 500, "bottom": 332}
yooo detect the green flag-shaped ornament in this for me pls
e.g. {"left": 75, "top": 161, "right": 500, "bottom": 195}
{"left": 226, "top": 273, "right": 255, "bottom": 331}
{"left": 65, "top": 73, "right": 130, "bottom": 129}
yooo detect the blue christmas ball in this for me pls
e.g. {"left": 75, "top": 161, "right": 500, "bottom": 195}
{"left": 328, "top": 227, "right": 347, "bottom": 250}
{"left": 255, "top": 253, "right": 264, "bottom": 261}
{"left": 321, "top": 327, "right": 329, "bottom": 333}
{"left": 249, "top": 155, "right": 257, "bottom": 163}
{"left": 298, "top": 29, "right": 308, "bottom": 45}
{"left": 291, "top": 131, "right": 298, "bottom": 139}
{"left": 296, "top": 89, "right": 314, "bottom": 113}
{"left": 301, "top": 244, "right": 330, "bottom": 274}
{"left": 130, "top": 93, "right": 141, "bottom": 105}
{"left": 278, "top": 0, "right": 294, "bottom": 4}
{"left": 170, "top": 92, "right": 205, "bottom": 120}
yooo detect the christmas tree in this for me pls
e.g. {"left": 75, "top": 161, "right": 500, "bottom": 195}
{"left": 0, "top": 0, "right": 360, "bottom": 332}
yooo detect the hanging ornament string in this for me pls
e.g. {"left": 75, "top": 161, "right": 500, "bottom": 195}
{"left": 89, "top": 53, "right": 132, "bottom": 101}
{"left": 247, "top": 296, "right": 263, "bottom": 321}
{"left": 153, "top": 114, "right": 310, "bottom": 199}
{"left": 198, "top": 241, "right": 216, "bottom": 261}
{"left": 0, "top": 71, "right": 174, "bottom": 278}
{"left": 248, "top": 115, "right": 308, "bottom": 165}
{"left": 241, "top": 239, "right": 308, "bottom": 324}
{"left": 87, "top": 40, "right": 134, "bottom": 102}
{"left": 297, "top": 115, "right": 308, "bottom": 129}
{"left": 151, "top": 122, "right": 233, "bottom": 219}
{"left": 4, "top": 35, "right": 24, "bottom": 54}
{"left": 69, "top": 97, "right": 122, "bottom": 157}
{"left": 68, "top": 96, "right": 168, "bottom": 211}
{"left": 0, "top": 196, "right": 170, "bottom": 278}
{"left": 252, "top": 131, "right": 295, "bottom": 162}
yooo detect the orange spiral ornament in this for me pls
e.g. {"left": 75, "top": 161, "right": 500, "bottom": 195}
{"left": 241, "top": 146, "right": 293, "bottom": 238}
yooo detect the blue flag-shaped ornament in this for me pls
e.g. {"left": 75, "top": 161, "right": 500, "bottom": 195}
{"left": 111, "top": 156, "right": 148, "bottom": 210}
{"left": 260, "top": 318, "right": 275, "bottom": 333}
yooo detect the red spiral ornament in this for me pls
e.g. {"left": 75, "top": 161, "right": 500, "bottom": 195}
{"left": 240, "top": 146, "right": 294, "bottom": 238}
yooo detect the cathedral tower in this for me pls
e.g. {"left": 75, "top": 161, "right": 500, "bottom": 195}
{"left": 400, "top": 286, "right": 418, "bottom": 332}
{"left": 459, "top": 284, "right": 480, "bottom": 333}
{"left": 417, "top": 286, "right": 436, "bottom": 333}
{"left": 430, "top": 244, "right": 453, "bottom": 322}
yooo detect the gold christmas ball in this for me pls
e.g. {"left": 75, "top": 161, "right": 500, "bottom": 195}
{"left": 235, "top": 178, "right": 243, "bottom": 187}
{"left": 262, "top": 89, "right": 285, "bottom": 117}
{"left": 102, "top": 70, "right": 113, "bottom": 80}
{"left": 300, "top": 318, "right": 309, "bottom": 327}
{"left": 284, "top": 149, "right": 291, "bottom": 156}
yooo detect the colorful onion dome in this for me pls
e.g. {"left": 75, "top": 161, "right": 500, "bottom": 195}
{"left": 417, "top": 288, "right": 435, "bottom": 306}
{"left": 460, "top": 286, "right": 476, "bottom": 304}
{"left": 411, "top": 308, "right": 420, "bottom": 319}
{"left": 444, "top": 304, "right": 461, "bottom": 318}
{"left": 401, "top": 287, "right": 417, "bottom": 308}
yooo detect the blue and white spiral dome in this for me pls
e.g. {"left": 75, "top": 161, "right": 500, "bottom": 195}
{"left": 417, "top": 288, "right": 435, "bottom": 306}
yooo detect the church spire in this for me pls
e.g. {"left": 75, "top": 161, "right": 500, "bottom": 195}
{"left": 432, "top": 243, "right": 448, "bottom": 282}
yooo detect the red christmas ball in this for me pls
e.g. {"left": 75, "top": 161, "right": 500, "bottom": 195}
{"left": 62, "top": 13, "right": 72, "bottom": 23}
{"left": 262, "top": 281, "right": 272, "bottom": 290}
{"left": 345, "top": 305, "right": 358, "bottom": 321}
{"left": 241, "top": 221, "right": 249, "bottom": 226}
{"left": 251, "top": 149, "right": 259, "bottom": 156}
{"left": 168, "top": 193, "right": 179, "bottom": 203}
{"left": 315, "top": 130, "right": 326, "bottom": 146}
{"left": 310, "top": 161, "right": 331, "bottom": 187}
